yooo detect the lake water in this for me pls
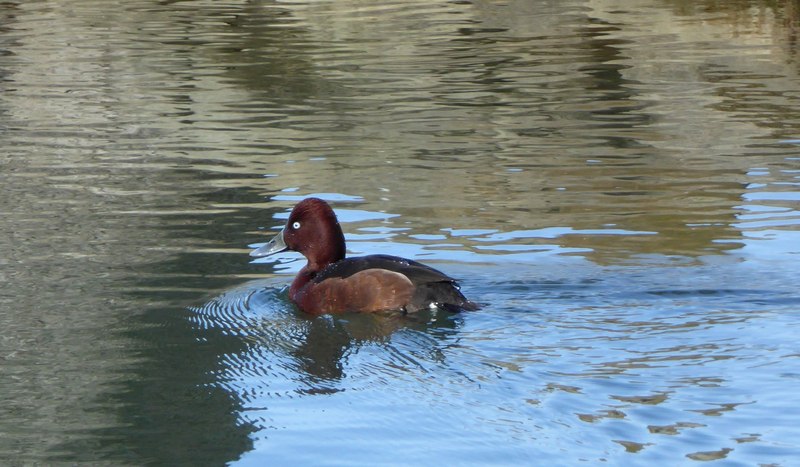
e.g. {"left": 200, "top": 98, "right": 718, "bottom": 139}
{"left": 2, "top": 0, "right": 800, "bottom": 464}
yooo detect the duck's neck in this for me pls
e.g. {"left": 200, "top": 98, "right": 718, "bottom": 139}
{"left": 306, "top": 233, "right": 346, "bottom": 272}
{"left": 290, "top": 222, "right": 346, "bottom": 298}
{"left": 289, "top": 248, "right": 343, "bottom": 299}
{"left": 321, "top": 224, "right": 346, "bottom": 265}
{"left": 289, "top": 266, "right": 315, "bottom": 299}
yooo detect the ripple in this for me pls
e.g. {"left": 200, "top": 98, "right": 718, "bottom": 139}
{"left": 4, "top": 0, "right": 800, "bottom": 464}
{"left": 190, "top": 277, "right": 469, "bottom": 405}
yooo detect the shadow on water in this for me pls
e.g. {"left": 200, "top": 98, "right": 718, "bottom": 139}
{"left": 87, "top": 301, "right": 255, "bottom": 465}
{"left": 46, "top": 205, "right": 273, "bottom": 464}
{"left": 30, "top": 180, "right": 279, "bottom": 464}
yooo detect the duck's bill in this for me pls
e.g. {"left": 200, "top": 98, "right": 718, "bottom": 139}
{"left": 250, "top": 228, "right": 288, "bottom": 257}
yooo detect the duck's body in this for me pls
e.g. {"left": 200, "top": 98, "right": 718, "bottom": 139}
{"left": 251, "top": 198, "right": 477, "bottom": 315}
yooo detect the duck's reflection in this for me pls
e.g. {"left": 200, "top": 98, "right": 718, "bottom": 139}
{"left": 192, "top": 280, "right": 462, "bottom": 394}
{"left": 294, "top": 308, "right": 460, "bottom": 386}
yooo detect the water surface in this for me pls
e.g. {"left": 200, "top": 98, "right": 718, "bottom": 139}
{"left": 1, "top": 0, "right": 799, "bottom": 464}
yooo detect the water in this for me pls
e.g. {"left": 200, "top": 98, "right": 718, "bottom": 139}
{"left": 1, "top": 0, "right": 799, "bottom": 464}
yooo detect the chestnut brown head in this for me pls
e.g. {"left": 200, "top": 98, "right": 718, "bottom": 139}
{"left": 251, "top": 198, "right": 346, "bottom": 271}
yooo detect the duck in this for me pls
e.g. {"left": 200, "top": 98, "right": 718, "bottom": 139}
{"left": 250, "top": 197, "right": 478, "bottom": 315}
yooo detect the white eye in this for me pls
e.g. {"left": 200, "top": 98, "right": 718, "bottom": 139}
{"left": 292, "top": 221, "right": 301, "bottom": 230}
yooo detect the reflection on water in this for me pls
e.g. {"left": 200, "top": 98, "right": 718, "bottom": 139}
{"left": 1, "top": 0, "right": 800, "bottom": 464}
{"left": 199, "top": 255, "right": 800, "bottom": 465}
{"left": 192, "top": 280, "right": 462, "bottom": 394}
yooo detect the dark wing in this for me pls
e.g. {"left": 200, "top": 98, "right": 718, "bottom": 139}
{"left": 313, "top": 254, "right": 458, "bottom": 286}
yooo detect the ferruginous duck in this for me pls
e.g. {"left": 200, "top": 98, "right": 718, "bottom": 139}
{"left": 251, "top": 198, "right": 478, "bottom": 315}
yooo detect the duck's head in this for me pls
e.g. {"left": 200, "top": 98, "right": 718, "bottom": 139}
{"left": 250, "top": 197, "right": 346, "bottom": 270}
